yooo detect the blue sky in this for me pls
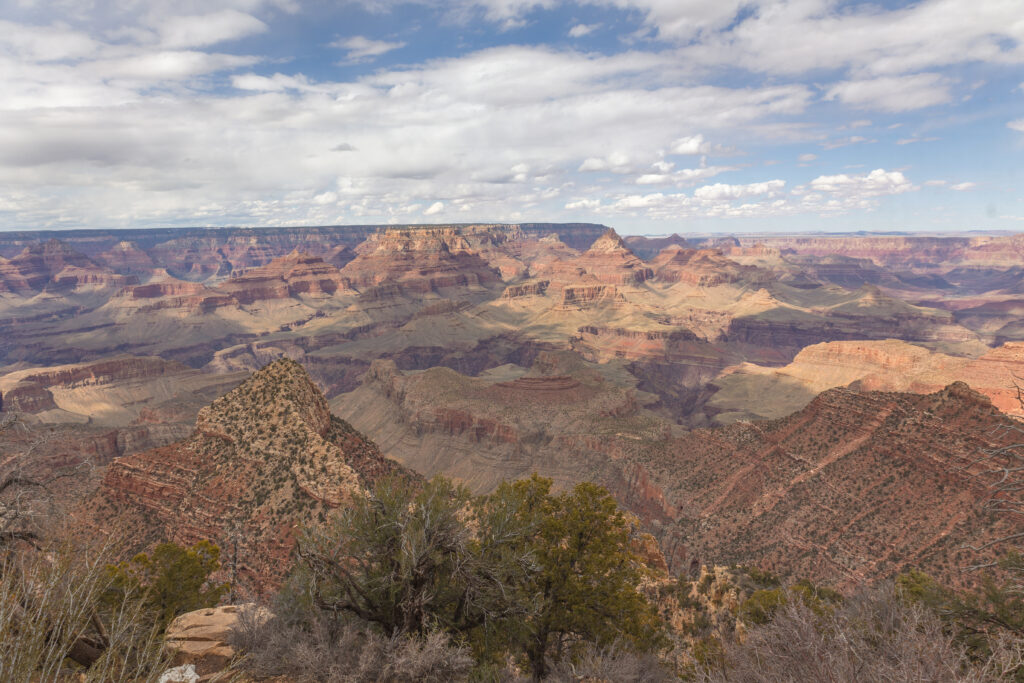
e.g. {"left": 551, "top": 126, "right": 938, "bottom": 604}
{"left": 0, "top": 0, "right": 1021, "bottom": 235}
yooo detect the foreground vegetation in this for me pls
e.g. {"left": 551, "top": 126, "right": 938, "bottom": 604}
{"left": 0, "top": 537, "right": 224, "bottom": 681}
{"left": 228, "top": 474, "right": 1024, "bottom": 682}
{"left": 3, "top": 473, "right": 1024, "bottom": 681}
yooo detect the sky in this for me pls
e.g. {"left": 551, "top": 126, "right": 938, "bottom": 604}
{"left": 0, "top": 0, "right": 1022, "bottom": 235}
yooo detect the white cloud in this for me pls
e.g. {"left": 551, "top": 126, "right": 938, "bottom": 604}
{"left": 1, "top": 2, "right": 987, "bottom": 230}
{"left": 331, "top": 36, "right": 406, "bottom": 62}
{"left": 694, "top": 179, "right": 785, "bottom": 200}
{"left": 821, "top": 136, "right": 875, "bottom": 150}
{"left": 0, "top": 21, "right": 99, "bottom": 61}
{"left": 565, "top": 198, "right": 600, "bottom": 210}
{"left": 346, "top": 0, "right": 1024, "bottom": 79}
{"left": 950, "top": 182, "right": 976, "bottom": 191}
{"left": 798, "top": 153, "right": 817, "bottom": 162}
{"left": 1009, "top": 119, "right": 1024, "bottom": 132}
{"left": 578, "top": 151, "right": 633, "bottom": 173}
{"left": 808, "top": 168, "right": 915, "bottom": 199}
{"left": 674, "top": 0, "right": 1024, "bottom": 76}
{"left": 824, "top": 73, "right": 952, "bottom": 113}
{"left": 568, "top": 23, "right": 599, "bottom": 38}
{"left": 635, "top": 164, "right": 734, "bottom": 186}
{"left": 670, "top": 134, "right": 711, "bottom": 155}
{"left": 158, "top": 10, "right": 268, "bottom": 49}
{"left": 896, "top": 136, "right": 939, "bottom": 145}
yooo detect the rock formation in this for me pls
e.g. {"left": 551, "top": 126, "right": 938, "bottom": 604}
{"left": 543, "top": 228, "right": 653, "bottom": 286}
{"left": 0, "top": 239, "right": 130, "bottom": 294}
{"left": 650, "top": 245, "right": 773, "bottom": 287}
{"left": 87, "top": 359, "right": 411, "bottom": 593}
{"left": 340, "top": 226, "right": 503, "bottom": 294}
{"left": 219, "top": 251, "right": 350, "bottom": 303}
{"left": 337, "top": 360, "right": 1024, "bottom": 588}
{"left": 707, "top": 339, "right": 1024, "bottom": 422}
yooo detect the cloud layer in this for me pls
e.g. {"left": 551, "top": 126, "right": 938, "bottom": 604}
{"left": 0, "top": 0, "right": 1019, "bottom": 231}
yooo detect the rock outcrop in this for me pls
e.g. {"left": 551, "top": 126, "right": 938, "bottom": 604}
{"left": 546, "top": 228, "right": 653, "bottom": 286}
{"left": 97, "top": 240, "right": 156, "bottom": 276}
{"left": 650, "top": 245, "right": 773, "bottom": 287}
{"left": 164, "top": 604, "right": 270, "bottom": 681}
{"left": 708, "top": 339, "right": 1024, "bottom": 422}
{"left": 0, "top": 239, "right": 130, "bottom": 294}
{"left": 340, "top": 226, "right": 503, "bottom": 294}
{"left": 88, "top": 359, "right": 411, "bottom": 593}
{"left": 336, "top": 356, "right": 1024, "bottom": 589}
{"left": 219, "top": 251, "right": 350, "bottom": 303}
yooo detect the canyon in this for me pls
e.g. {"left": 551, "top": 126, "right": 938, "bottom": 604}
{"left": 2, "top": 223, "right": 1023, "bottom": 591}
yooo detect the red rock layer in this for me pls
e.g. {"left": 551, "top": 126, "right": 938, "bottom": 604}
{"left": 543, "top": 229, "right": 653, "bottom": 286}
{"left": 0, "top": 239, "right": 130, "bottom": 294}
{"left": 340, "top": 226, "right": 502, "bottom": 294}
{"left": 654, "top": 382, "right": 1024, "bottom": 588}
{"left": 86, "top": 359, "right": 410, "bottom": 594}
{"left": 219, "top": 251, "right": 350, "bottom": 303}
{"left": 650, "top": 245, "right": 773, "bottom": 287}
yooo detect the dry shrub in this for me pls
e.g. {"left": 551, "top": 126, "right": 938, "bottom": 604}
{"left": 230, "top": 606, "right": 473, "bottom": 682}
{"left": 0, "top": 538, "right": 167, "bottom": 682}
{"left": 695, "top": 585, "right": 1017, "bottom": 683}
{"left": 544, "top": 641, "right": 674, "bottom": 683}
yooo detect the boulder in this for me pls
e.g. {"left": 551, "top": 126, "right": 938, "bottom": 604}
{"left": 164, "top": 604, "right": 269, "bottom": 681}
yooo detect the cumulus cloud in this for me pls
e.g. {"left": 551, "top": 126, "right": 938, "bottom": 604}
{"left": 807, "top": 169, "right": 916, "bottom": 204}
{"left": 0, "top": 21, "right": 99, "bottom": 61}
{"left": 694, "top": 179, "right": 785, "bottom": 200}
{"left": 0, "top": 32, "right": 821, "bottom": 227}
{"left": 0, "top": 1, "right": 1004, "bottom": 230}
{"left": 568, "top": 23, "right": 599, "bottom": 37}
{"left": 158, "top": 10, "right": 268, "bottom": 49}
{"left": 331, "top": 35, "right": 406, "bottom": 63}
{"left": 821, "top": 136, "right": 875, "bottom": 150}
{"left": 670, "top": 134, "right": 711, "bottom": 155}
{"left": 565, "top": 198, "right": 600, "bottom": 210}
{"left": 1009, "top": 119, "right": 1024, "bottom": 132}
{"left": 896, "top": 136, "right": 939, "bottom": 145}
{"left": 824, "top": 73, "right": 952, "bottom": 113}
{"left": 359, "top": 0, "right": 1024, "bottom": 77}
{"left": 950, "top": 182, "right": 976, "bottom": 191}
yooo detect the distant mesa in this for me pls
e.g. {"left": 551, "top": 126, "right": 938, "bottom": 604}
{"left": 650, "top": 245, "right": 774, "bottom": 287}
{"left": 0, "top": 238, "right": 132, "bottom": 294}
{"left": 340, "top": 226, "right": 503, "bottom": 294}
{"left": 573, "top": 228, "right": 654, "bottom": 285}
{"left": 220, "top": 250, "right": 351, "bottom": 303}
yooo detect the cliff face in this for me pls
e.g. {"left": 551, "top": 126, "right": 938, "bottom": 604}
{"left": 650, "top": 246, "right": 773, "bottom": 287}
{"left": 0, "top": 239, "right": 130, "bottom": 294}
{"left": 88, "top": 359, "right": 410, "bottom": 593}
{"left": 331, "top": 353, "right": 663, "bottom": 506}
{"left": 557, "top": 229, "right": 653, "bottom": 286}
{"left": 340, "top": 226, "right": 503, "bottom": 294}
{"left": 708, "top": 339, "right": 1024, "bottom": 423}
{"left": 98, "top": 241, "right": 156, "bottom": 276}
{"left": 657, "top": 383, "right": 1024, "bottom": 588}
{"left": 219, "top": 251, "right": 350, "bottom": 303}
{"left": 335, "top": 356, "right": 1024, "bottom": 589}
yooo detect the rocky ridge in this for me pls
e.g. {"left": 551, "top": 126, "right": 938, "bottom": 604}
{"left": 88, "top": 359, "right": 410, "bottom": 593}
